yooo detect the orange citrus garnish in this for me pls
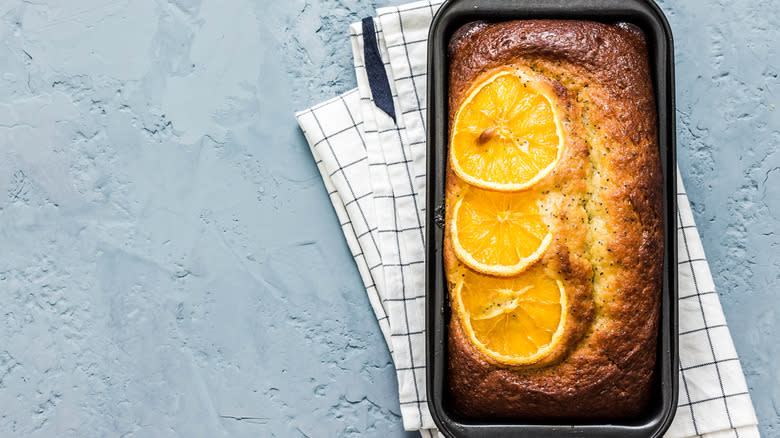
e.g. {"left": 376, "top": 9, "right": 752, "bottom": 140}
{"left": 450, "top": 70, "right": 564, "bottom": 191}
{"left": 451, "top": 188, "right": 552, "bottom": 276}
{"left": 454, "top": 264, "right": 566, "bottom": 365}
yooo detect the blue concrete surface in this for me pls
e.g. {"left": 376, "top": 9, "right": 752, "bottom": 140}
{"left": 0, "top": 0, "right": 776, "bottom": 437}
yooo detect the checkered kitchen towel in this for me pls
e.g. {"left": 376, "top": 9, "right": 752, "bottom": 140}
{"left": 295, "top": 1, "right": 760, "bottom": 437}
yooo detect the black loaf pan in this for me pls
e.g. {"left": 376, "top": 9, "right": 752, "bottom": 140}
{"left": 425, "top": 0, "right": 678, "bottom": 436}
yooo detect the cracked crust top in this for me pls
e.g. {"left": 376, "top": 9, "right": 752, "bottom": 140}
{"left": 445, "top": 20, "right": 664, "bottom": 419}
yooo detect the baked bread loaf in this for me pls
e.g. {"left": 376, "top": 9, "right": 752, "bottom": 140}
{"left": 444, "top": 20, "right": 663, "bottom": 419}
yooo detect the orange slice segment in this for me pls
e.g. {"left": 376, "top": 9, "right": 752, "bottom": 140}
{"left": 451, "top": 188, "right": 552, "bottom": 276}
{"left": 454, "top": 264, "right": 566, "bottom": 365}
{"left": 451, "top": 70, "right": 564, "bottom": 191}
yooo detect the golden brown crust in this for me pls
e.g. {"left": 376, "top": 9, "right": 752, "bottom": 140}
{"left": 445, "top": 20, "right": 663, "bottom": 419}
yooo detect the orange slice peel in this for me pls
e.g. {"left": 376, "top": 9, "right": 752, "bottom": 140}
{"left": 450, "top": 69, "right": 565, "bottom": 192}
{"left": 451, "top": 189, "right": 552, "bottom": 277}
{"left": 454, "top": 266, "right": 567, "bottom": 365}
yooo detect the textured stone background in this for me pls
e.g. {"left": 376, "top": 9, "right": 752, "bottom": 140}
{"left": 0, "top": 0, "right": 776, "bottom": 436}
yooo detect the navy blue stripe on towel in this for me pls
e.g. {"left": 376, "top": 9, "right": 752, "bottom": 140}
{"left": 362, "top": 17, "right": 396, "bottom": 123}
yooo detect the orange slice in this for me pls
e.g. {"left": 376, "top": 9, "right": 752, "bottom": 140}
{"left": 454, "top": 264, "right": 566, "bottom": 365}
{"left": 451, "top": 188, "right": 552, "bottom": 276}
{"left": 450, "top": 70, "right": 564, "bottom": 191}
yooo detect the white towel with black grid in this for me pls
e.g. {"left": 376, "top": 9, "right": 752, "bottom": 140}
{"left": 295, "top": 1, "right": 760, "bottom": 437}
